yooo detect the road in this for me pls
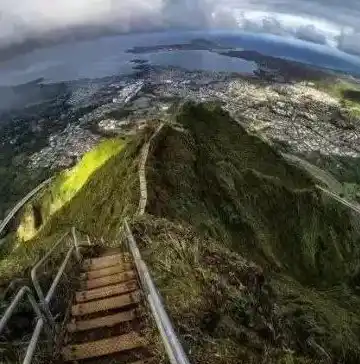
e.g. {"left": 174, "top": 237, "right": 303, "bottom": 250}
{"left": 283, "top": 153, "right": 343, "bottom": 194}
{"left": 316, "top": 185, "right": 360, "bottom": 215}
{"left": 0, "top": 177, "right": 53, "bottom": 241}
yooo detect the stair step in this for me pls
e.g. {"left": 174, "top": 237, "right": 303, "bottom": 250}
{"left": 72, "top": 292, "right": 141, "bottom": 316}
{"left": 67, "top": 310, "right": 137, "bottom": 332}
{"left": 82, "top": 271, "right": 136, "bottom": 290}
{"left": 81, "top": 263, "right": 133, "bottom": 280}
{"left": 76, "top": 280, "right": 138, "bottom": 303}
{"left": 62, "top": 331, "right": 146, "bottom": 361}
{"left": 83, "top": 254, "right": 131, "bottom": 271}
{"left": 101, "top": 248, "right": 125, "bottom": 256}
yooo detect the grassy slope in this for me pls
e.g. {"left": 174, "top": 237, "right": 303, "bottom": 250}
{"left": 17, "top": 138, "right": 126, "bottom": 242}
{"left": 40, "top": 130, "right": 143, "bottom": 240}
{"left": 0, "top": 129, "right": 149, "bottom": 282}
{"left": 146, "top": 103, "right": 360, "bottom": 286}
{"left": 133, "top": 217, "right": 360, "bottom": 364}
{"left": 303, "top": 78, "right": 360, "bottom": 201}
{"left": 2, "top": 104, "right": 360, "bottom": 363}
{"left": 141, "top": 103, "right": 360, "bottom": 363}
{"left": 315, "top": 79, "right": 360, "bottom": 118}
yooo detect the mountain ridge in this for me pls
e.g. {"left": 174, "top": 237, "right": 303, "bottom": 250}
{"left": 2, "top": 102, "right": 360, "bottom": 363}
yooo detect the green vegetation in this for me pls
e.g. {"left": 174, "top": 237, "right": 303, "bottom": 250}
{"left": 0, "top": 156, "right": 51, "bottom": 221}
{"left": 342, "top": 182, "right": 360, "bottom": 202}
{"left": 0, "top": 81, "right": 74, "bottom": 219}
{"left": 38, "top": 130, "right": 144, "bottom": 240}
{"left": 3, "top": 103, "right": 360, "bottom": 363}
{"left": 316, "top": 79, "right": 360, "bottom": 117}
{"left": 0, "top": 131, "right": 147, "bottom": 281}
{"left": 146, "top": 103, "right": 360, "bottom": 285}
{"left": 141, "top": 103, "right": 360, "bottom": 363}
{"left": 17, "top": 138, "right": 126, "bottom": 241}
{"left": 0, "top": 231, "right": 67, "bottom": 284}
{"left": 282, "top": 153, "right": 343, "bottom": 193}
{"left": 133, "top": 217, "right": 360, "bottom": 364}
{"left": 300, "top": 151, "right": 360, "bottom": 202}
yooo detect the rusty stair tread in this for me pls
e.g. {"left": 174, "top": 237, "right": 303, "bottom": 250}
{"left": 67, "top": 309, "right": 137, "bottom": 332}
{"left": 101, "top": 248, "right": 126, "bottom": 256}
{"left": 83, "top": 254, "right": 131, "bottom": 271}
{"left": 84, "top": 253, "right": 123, "bottom": 265}
{"left": 81, "top": 263, "right": 134, "bottom": 280}
{"left": 72, "top": 291, "right": 141, "bottom": 316}
{"left": 62, "top": 331, "right": 146, "bottom": 361}
{"left": 82, "top": 270, "right": 136, "bottom": 290}
{"left": 76, "top": 280, "right": 138, "bottom": 303}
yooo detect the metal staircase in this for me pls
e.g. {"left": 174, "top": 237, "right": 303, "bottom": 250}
{"left": 61, "top": 249, "right": 148, "bottom": 363}
{"left": 0, "top": 221, "right": 190, "bottom": 364}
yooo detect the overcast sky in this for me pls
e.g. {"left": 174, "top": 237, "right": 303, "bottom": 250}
{"left": 1, "top": 0, "right": 360, "bottom": 55}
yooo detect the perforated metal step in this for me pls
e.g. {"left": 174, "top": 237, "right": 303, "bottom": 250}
{"left": 62, "top": 331, "right": 146, "bottom": 361}
{"left": 76, "top": 280, "right": 138, "bottom": 303}
{"left": 83, "top": 253, "right": 131, "bottom": 271}
{"left": 72, "top": 291, "right": 141, "bottom": 316}
{"left": 82, "top": 270, "right": 136, "bottom": 290}
{"left": 61, "top": 248, "right": 155, "bottom": 363}
{"left": 67, "top": 310, "right": 137, "bottom": 333}
{"left": 81, "top": 263, "right": 133, "bottom": 280}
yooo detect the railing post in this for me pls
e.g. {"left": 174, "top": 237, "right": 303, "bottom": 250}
{"left": 41, "top": 301, "right": 57, "bottom": 334}
{"left": 23, "top": 319, "right": 47, "bottom": 364}
{"left": 0, "top": 286, "right": 55, "bottom": 364}
{"left": 26, "top": 291, "right": 55, "bottom": 342}
{"left": 31, "top": 267, "right": 57, "bottom": 332}
{"left": 71, "top": 227, "right": 81, "bottom": 261}
{"left": 2, "top": 228, "right": 85, "bottom": 363}
{"left": 31, "top": 230, "right": 80, "bottom": 334}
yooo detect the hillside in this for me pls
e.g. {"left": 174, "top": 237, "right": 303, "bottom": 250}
{"left": 2, "top": 103, "right": 360, "bottom": 363}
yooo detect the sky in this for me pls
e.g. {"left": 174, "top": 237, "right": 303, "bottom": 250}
{"left": 0, "top": 0, "right": 360, "bottom": 56}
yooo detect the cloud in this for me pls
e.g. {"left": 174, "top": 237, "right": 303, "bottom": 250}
{"left": 235, "top": 11, "right": 341, "bottom": 46}
{"left": 239, "top": 16, "right": 288, "bottom": 36}
{"left": 337, "top": 31, "right": 360, "bottom": 56}
{"left": 0, "top": 0, "right": 165, "bottom": 47}
{"left": 295, "top": 25, "right": 327, "bottom": 45}
{"left": 0, "top": 0, "right": 360, "bottom": 57}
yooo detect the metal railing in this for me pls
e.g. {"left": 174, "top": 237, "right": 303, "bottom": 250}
{"left": 0, "top": 227, "right": 87, "bottom": 364}
{"left": 0, "top": 286, "right": 54, "bottom": 364}
{"left": 123, "top": 219, "right": 191, "bottom": 364}
{"left": 31, "top": 228, "right": 82, "bottom": 330}
{"left": 0, "top": 177, "right": 54, "bottom": 242}
{"left": 3, "top": 221, "right": 189, "bottom": 364}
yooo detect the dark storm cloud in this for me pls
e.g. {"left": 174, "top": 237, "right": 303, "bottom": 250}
{"left": 0, "top": 0, "right": 359, "bottom": 56}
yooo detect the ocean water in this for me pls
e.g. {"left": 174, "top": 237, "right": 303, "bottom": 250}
{"left": 0, "top": 30, "right": 360, "bottom": 86}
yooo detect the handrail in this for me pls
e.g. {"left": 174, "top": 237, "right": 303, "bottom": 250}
{"left": 31, "top": 232, "right": 69, "bottom": 303}
{"left": 0, "top": 286, "right": 54, "bottom": 364}
{"left": 45, "top": 246, "right": 76, "bottom": 304}
{"left": 0, "top": 177, "right": 54, "bottom": 241}
{"left": 137, "top": 123, "right": 164, "bottom": 215}
{"left": 31, "top": 229, "right": 81, "bottom": 330}
{"left": 123, "top": 219, "right": 191, "bottom": 364}
{"left": 0, "top": 227, "right": 86, "bottom": 364}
